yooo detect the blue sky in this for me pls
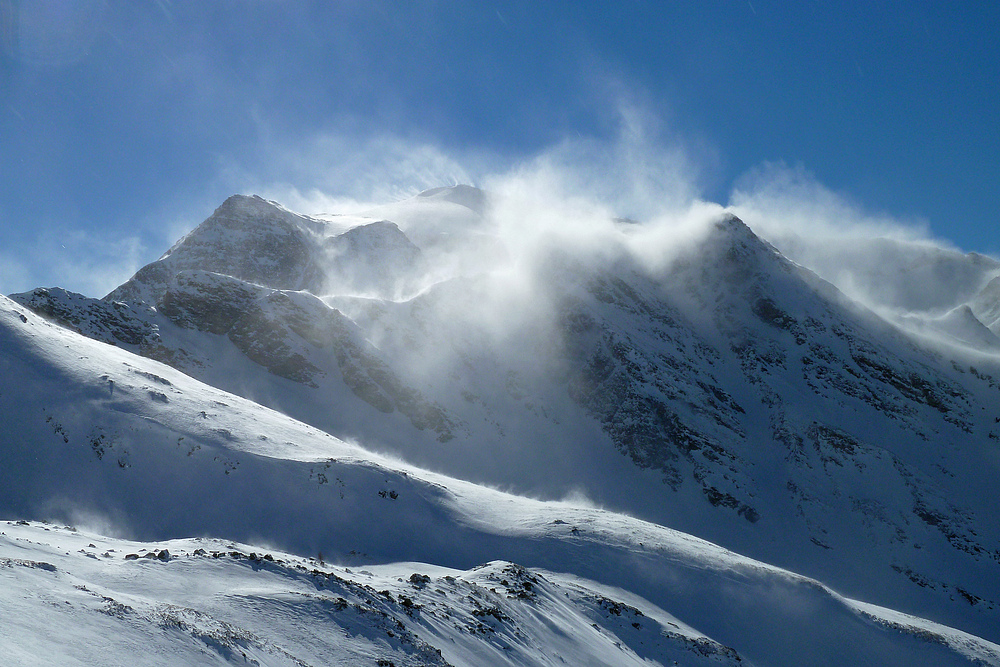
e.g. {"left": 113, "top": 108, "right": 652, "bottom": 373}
{"left": 1, "top": 1, "right": 998, "bottom": 296}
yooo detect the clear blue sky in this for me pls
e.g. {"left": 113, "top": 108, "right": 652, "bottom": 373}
{"left": 1, "top": 1, "right": 998, "bottom": 296}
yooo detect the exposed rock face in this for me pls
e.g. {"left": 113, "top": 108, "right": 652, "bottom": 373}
{"left": 534, "top": 210, "right": 1000, "bottom": 620}
{"left": 107, "top": 195, "right": 424, "bottom": 305}
{"left": 321, "top": 220, "right": 422, "bottom": 296}
{"left": 12, "top": 189, "right": 1000, "bottom": 642}
{"left": 158, "top": 271, "right": 261, "bottom": 335}
{"left": 107, "top": 195, "right": 329, "bottom": 304}
{"left": 14, "top": 195, "right": 454, "bottom": 438}
{"left": 13, "top": 286, "right": 158, "bottom": 347}
{"left": 559, "top": 273, "right": 754, "bottom": 519}
{"left": 156, "top": 270, "right": 456, "bottom": 437}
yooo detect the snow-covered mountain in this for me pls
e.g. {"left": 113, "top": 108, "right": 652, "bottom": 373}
{"left": 5, "top": 186, "right": 1000, "bottom": 664}
{"left": 3, "top": 294, "right": 999, "bottom": 666}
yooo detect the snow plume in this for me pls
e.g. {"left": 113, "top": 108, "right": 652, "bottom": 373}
{"left": 245, "top": 111, "right": 1000, "bottom": 369}
{"left": 480, "top": 117, "right": 713, "bottom": 269}
{"left": 263, "top": 115, "right": 734, "bottom": 499}
{"left": 235, "top": 132, "right": 482, "bottom": 216}
{"left": 346, "top": 114, "right": 725, "bottom": 374}
{"left": 728, "top": 162, "right": 1000, "bottom": 315}
{"left": 477, "top": 108, "right": 718, "bottom": 274}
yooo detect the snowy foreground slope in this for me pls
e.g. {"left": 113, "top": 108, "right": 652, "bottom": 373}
{"left": 2, "top": 297, "right": 1000, "bottom": 666}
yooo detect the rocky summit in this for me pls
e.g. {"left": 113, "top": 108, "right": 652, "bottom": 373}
{"left": 5, "top": 186, "right": 1000, "bottom": 666}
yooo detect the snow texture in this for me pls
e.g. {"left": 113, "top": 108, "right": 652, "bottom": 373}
{"left": 6, "top": 186, "right": 1000, "bottom": 665}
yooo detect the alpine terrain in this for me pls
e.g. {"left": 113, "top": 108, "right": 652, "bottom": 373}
{"left": 4, "top": 185, "right": 1000, "bottom": 665}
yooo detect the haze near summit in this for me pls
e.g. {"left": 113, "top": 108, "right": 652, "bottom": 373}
{"left": 0, "top": 2, "right": 997, "bottom": 300}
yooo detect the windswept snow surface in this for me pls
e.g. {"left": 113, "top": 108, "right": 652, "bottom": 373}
{"left": 3, "top": 296, "right": 1000, "bottom": 665}
{"left": 8, "top": 186, "right": 1000, "bottom": 664}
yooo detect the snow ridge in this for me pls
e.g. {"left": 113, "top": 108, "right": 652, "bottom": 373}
{"left": 6, "top": 186, "right": 1000, "bottom": 664}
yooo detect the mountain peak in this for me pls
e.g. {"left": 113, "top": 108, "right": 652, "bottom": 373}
{"left": 713, "top": 212, "right": 768, "bottom": 245}
{"left": 415, "top": 184, "right": 487, "bottom": 215}
{"left": 219, "top": 192, "right": 274, "bottom": 209}
{"left": 701, "top": 211, "right": 787, "bottom": 282}
{"left": 202, "top": 194, "right": 306, "bottom": 231}
{"left": 11, "top": 187, "right": 1000, "bottom": 659}
{"left": 204, "top": 193, "right": 325, "bottom": 236}
{"left": 105, "top": 195, "right": 328, "bottom": 303}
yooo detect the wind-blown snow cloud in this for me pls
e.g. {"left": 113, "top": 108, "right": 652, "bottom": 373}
{"left": 730, "top": 161, "right": 934, "bottom": 242}
{"left": 237, "top": 102, "right": 998, "bottom": 329}
{"left": 229, "top": 103, "right": 1000, "bottom": 351}
{"left": 230, "top": 132, "right": 485, "bottom": 217}
{"left": 299, "top": 112, "right": 737, "bottom": 432}
{"left": 470, "top": 120, "right": 726, "bottom": 318}
{"left": 728, "top": 162, "right": 998, "bottom": 315}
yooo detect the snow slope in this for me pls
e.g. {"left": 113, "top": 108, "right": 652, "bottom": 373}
{"left": 9, "top": 186, "right": 1000, "bottom": 662}
{"left": 12, "top": 189, "right": 1000, "bottom": 643}
{"left": 3, "top": 296, "right": 1000, "bottom": 666}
